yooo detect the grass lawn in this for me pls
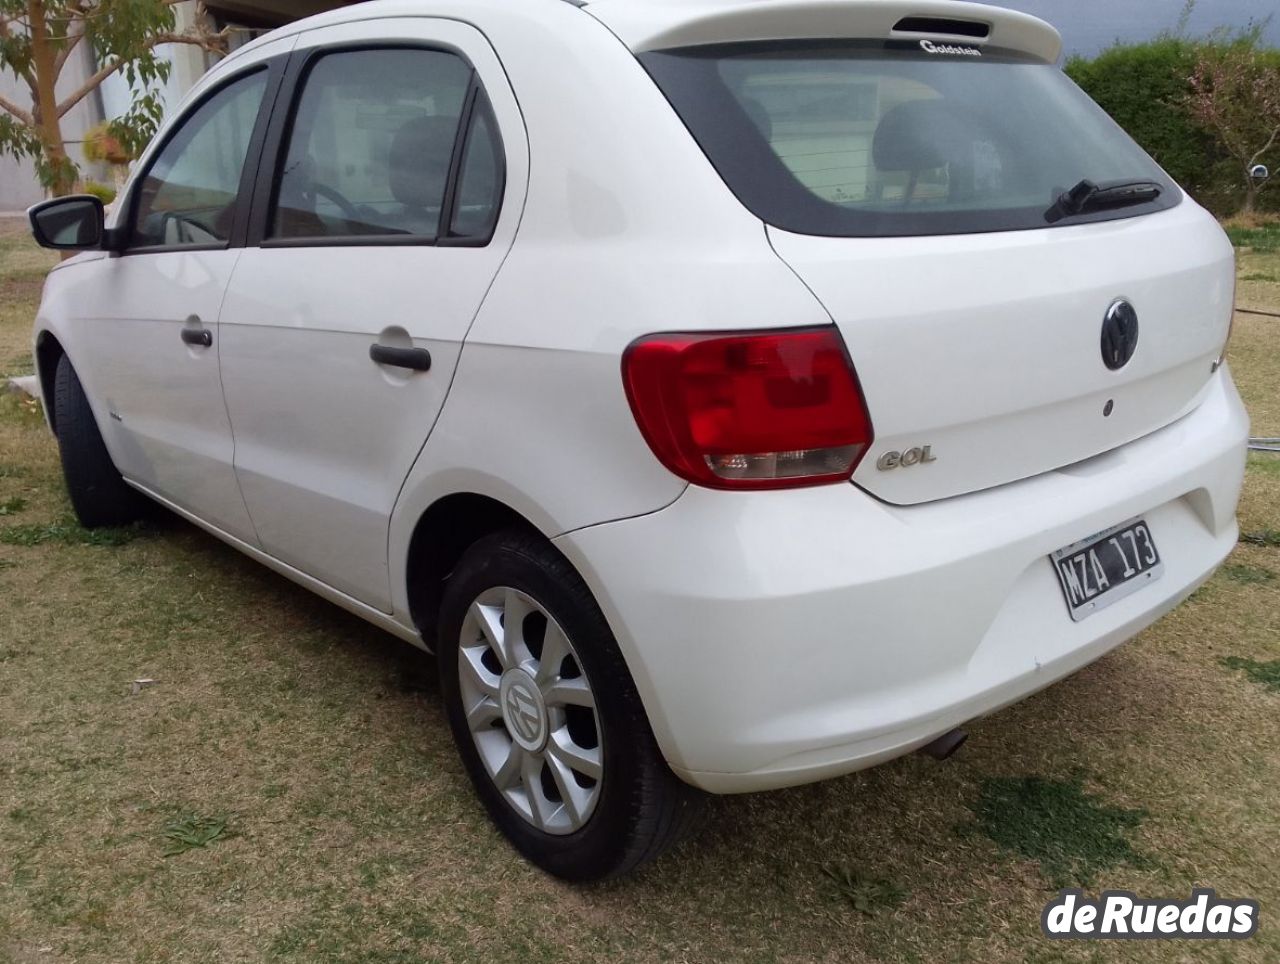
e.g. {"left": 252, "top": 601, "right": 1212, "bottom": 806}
{"left": 2, "top": 217, "right": 1279, "bottom": 964}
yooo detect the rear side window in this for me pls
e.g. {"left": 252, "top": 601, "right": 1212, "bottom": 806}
{"left": 271, "top": 48, "right": 502, "bottom": 243}
{"left": 449, "top": 103, "right": 503, "bottom": 240}
{"left": 131, "top": 70, "right": 268, "bottom": 249}
{"left": 641, "top": 43, "right": 1180, "bottom": 237}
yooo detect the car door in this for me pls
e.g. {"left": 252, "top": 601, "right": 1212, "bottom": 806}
{"left": 218, "top": 20, "right": 525, "bottom": 611}
{"left": 75, "top": 52, "right": 287, "bottom": 543}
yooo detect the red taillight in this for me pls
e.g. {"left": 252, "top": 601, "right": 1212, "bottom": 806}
{"left": 1220, "top": 276, "right": 1237, "bottom": 367}
{"left": 622, "top": 326, "right": 874, "bottom": 490}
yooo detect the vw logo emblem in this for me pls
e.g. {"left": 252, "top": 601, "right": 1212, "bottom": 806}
{"left": 505, "top": 684, "right": 541, "bottom": 743}
{"left": 1101, "top": 300, "right": 1140, "bottom": 371}
{"left": 499, "top": 670, "right": 547, "bottom": 751}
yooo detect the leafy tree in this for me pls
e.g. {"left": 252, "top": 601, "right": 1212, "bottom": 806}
{"left": 1187, "top": 38, "right": 1280, "bottom": 214}
{"left": 1066, "top": 39, "right": 1225, "bottom": 206}
{"left": 0, "top": 1, "right": 228, "bottom": 197}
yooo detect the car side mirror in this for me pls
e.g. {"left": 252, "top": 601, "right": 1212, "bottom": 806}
{"left": 28, "top": 195, "right": 106, "bottom": 251}
{"left": 1250, "top": 164, "right": 1270, "bottom": 184}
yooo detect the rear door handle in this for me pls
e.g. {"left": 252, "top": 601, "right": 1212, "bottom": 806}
{"left": 181, "top": 327, "right": 213, "bottom": 348}
{"left": 370, "top": 345, "right": 432, "bottom": 372}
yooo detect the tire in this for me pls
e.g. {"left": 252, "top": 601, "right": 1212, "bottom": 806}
{"left": 53, "top": 354, "right": 149, "bottom": 528}
{"left": 438, "top": 529, "right": 703, "bottom": 881}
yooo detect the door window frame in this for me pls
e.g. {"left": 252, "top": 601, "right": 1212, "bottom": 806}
{"left": 246, "top": 41, "right": 507, "bottom": 251}
{"left": 119, "top": 60, "right": 287, "bottom": 256}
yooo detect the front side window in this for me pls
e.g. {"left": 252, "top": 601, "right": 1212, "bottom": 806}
{"left": 272, "top": 48, "right": 498, "bottom": 242}
{"left": 642, "top": 43, "right": 1180, "bottom": 237}
{"left": 131, "top": 70, "right": 268, "bottom": 249}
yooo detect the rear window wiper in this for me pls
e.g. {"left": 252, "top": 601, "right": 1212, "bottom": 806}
{"left": 1045, "top": 179, "right": 1163, "bottom": 224}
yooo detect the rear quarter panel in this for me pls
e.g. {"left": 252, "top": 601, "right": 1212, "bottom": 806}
{"left": 385, "top": 0, "right": 833, "bottom": 622}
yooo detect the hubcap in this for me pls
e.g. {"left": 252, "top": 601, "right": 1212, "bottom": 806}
{"left": 458, "top": 587, "right": 603, "bottom": 835}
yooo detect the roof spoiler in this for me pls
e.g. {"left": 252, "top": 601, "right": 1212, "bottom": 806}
{"left": 584, "top": 0, "right": 1062, "bottom": 63}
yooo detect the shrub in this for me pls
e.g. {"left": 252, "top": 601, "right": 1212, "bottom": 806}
{"left": 82, "top": 122, "right": 134, "bottom": 166}
{"left": 1070, "top": 35, "right": 1280, "bottom": 216}
{"left": 82, "top": 181, "right": 117, "bottom": 205}
{"left": 1066, "top": 39, "right": 1237, "bottom": 213}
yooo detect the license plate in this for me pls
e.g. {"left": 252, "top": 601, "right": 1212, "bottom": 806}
{"left": 1051, "top": 517, "right": 1163, "bottom": 622}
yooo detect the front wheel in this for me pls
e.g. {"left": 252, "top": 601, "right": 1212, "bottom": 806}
{"left": 52, "top": 354, "right": 149, "bottom": 528}
{"left": 437, "top": 530, "right": 702, "bottom": 881}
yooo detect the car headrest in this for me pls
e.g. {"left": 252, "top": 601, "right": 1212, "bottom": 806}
{"left": 872, "top": 98, "right": 971, "bottom": 173}
{"left": 389, "top": 115, "right": 459, "bottom": 210}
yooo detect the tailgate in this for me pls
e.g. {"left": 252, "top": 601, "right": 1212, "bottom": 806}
{"left": 769, "top": 202, "right": 1234, "bottom": 504}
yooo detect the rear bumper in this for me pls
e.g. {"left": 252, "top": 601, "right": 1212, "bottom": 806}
{"left": 553, "top": 369, "right": 1249, "bottom": 793}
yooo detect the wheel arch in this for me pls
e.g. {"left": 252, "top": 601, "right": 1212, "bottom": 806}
{"left": 34, "top": 329, "right": 66, "bottom": 436}
{"left": 404, "top": 491, "right": 544, "bottom": 648}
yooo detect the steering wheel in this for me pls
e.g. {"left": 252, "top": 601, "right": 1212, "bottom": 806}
{"left": 309, "top": 182, "right": 363, "bottom": 227}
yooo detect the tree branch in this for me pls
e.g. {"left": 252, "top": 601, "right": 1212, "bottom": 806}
{"left": 53, "top": 17, "right": 85, "bottom": 75}
{"left": 56, "top": 25, "right": 229, "bottom": 119}
{"left": 0, "top": 14, "right": 40, "bottom": 93}
{"left": 55, "top": 56, "right": 123, "bottom": 119}
{"left": 148, "top": 29, "right": 229, "bottom": 47}
{"left": 1248, "top": 125, "right": 1280, "bottom": 169}
{"left": 0, "top": 92, "right": 33, "bottom": 125}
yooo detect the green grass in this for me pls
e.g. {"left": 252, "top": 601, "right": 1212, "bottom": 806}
{"left": 958, "top": 775, "right": 1149, "bottom": 888}
{"left": 0, "top": 516, "right": 145, "bottom": 547}
{"left": 1220, "top": 562, "right": 1276, "bottom": 586}
{"left": 162, "top": 812, "right": 236, "bottom": 857}
{"left": 820, "top": 864, "right": 909, "bottom": 916}
{"left": 1221, "top": 656, "right": 1280, "bottom": 694}
{"left": 1241, "top": 528, "right": 1280, "bottom": 548}
{"left": 1226, "top": 222, "right": 1280, "bottom": 253}
{"left": 1249, "top": 455, "right": 1280, "bottom": 480}
{"left": 0, "top": 390, "right": 46, "bottom": 431}
{"left": 0, "top": 220, "right": 1279, "bottom": 962}
{"left": 4, "top": 354, "right": 34, "bottom": 377}
{"left": 0, "top": 220, "right": 56, "bottom": 284}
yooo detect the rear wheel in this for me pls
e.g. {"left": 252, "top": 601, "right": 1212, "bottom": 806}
{"left": 53, "top": 354, "right": 149, "bottom": 528}
{"left": 437, "top": 530, "right": 702, "bottom": 881}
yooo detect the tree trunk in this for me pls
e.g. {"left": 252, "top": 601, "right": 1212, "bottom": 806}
{"left": 27, "top": 0, "right": 76, "bottom": 197}
{"left": 1241, "top": 182, "right": 1258, "bottom": 217}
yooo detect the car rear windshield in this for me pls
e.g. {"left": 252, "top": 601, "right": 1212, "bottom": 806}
{"left": 640, "top": 42, "right": 1180, "bottom": 237}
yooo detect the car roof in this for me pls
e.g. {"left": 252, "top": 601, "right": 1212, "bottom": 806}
{"left": 224, "top": 0, "right": 1061, "bottom": 66}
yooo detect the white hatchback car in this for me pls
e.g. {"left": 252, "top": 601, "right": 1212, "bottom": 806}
{"left": 28, "top": 0, "right": 1248, "bottom": 880}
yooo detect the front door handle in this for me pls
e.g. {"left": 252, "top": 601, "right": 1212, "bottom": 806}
{"left": 181, "top": 327, "right": 213, "bottom": 348}
{"left": 370, "top": 344, "right": 432, "bottom": 372}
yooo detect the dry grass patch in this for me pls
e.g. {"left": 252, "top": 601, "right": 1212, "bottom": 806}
{"left": 0, "top": 228, "right": 1277, "bottom": 963}
{"left": 0, "top": 219, "right": 55, "bottom": 380}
